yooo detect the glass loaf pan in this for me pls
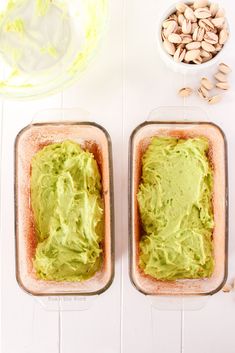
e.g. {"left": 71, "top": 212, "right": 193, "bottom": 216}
{"left": 129, "top": 121, "right": 228, "bottom": 296}
{"left": 15, "top": 122, "right": 114, "bottom": 296}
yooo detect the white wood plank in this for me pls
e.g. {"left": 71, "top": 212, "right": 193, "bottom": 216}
{"left": 123, "top": 1, "right": 184, "bottom": 352}
{"left": 60, "top": 0, "right": 123, "bottom": 352}
{"left": 184, "top": 292, "right": 235, "bottom": 353}
{"left": 61, "top": 273, "right": 122, "bottom": 353}
{"left": 1, "top": 96, "right": 62, "bottom": 353}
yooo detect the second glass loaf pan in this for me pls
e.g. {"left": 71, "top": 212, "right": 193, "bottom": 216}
{"left": 15, "top": 122, "right": 114, "bottom": 296}
{"left": 129, "top": 121, "right": 228, "bottom": 296}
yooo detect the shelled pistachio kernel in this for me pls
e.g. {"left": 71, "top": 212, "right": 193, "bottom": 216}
{"left": 178, "top": 87, "right": 193, "bottom": 97}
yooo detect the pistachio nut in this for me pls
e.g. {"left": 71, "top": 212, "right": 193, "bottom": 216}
{"left": 214, "top": 72, "right": 227, "bottom": 82}
{"left": 218, "top": 63, "right": 231, "bottom": 74}
{"left": 201, "top": 77, "right": 214, "bottom": 90}
{"left": 184, "top": 49, "right": 201, "bottom": 61}
{"left": 216, "top": 82, "right": 230, "bottom": 90}
{"left": 163, "top": 39, "right": 176, "bottom": 55}
{"left": 208, "top": 95, "right": 222, "bottom": 104}
{"left": 178, "top": 87, "right": 193, "bottom": 97}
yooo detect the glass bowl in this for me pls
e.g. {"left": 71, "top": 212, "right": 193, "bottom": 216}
{"left": 0, "top": 0, "right": 107, "bottom": 99}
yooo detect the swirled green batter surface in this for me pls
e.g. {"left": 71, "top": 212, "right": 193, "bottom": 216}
{"left": 137, "top": 137, "right": 214, "bottom": 280}
{"left": 31, "top": 140, "right": 104, "bottom": 281}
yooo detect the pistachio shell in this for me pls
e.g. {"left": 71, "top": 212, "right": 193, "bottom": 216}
{"left": 193, "top": 56, "right": 203, "bottom": 64}
{"left": 161, "top": 29, "right": 167, "bottom": 40}
{"left": 191, "top": 22, "right": 198, "bottom": 33}
{"left": 194, "top": 7, "right": 211, "bottom": 19}
{"left": 214, "top": 72, "right": 227, "bottom": 82}
{"left": 219, "top": 29, "right": 229, "bottom": 45}
{"left": 201, "top": 54, "right": 212, "bottom": 62}
{"left": 208, "top": 95, "right": 222, "bottom": 104}
{"left": 163, "top": 39, "right": 176, "bottom": 55}
{"left": 222, "top": 284, "right": 233, "bottom": 292}
{"left": 204, "top": 31, "right": 218, "bottom": 44}
{"left": 210, "top": 3, "right": 219, "bottom": 17}
{"left": 215, "top": 8, "right": 225, "bottom": 18}
{"left": 214, "top": 43, "right": 222, "bottom": 51}
{"left": 184, "top": 7, "right": 197, "bottom": 22}
{"left": 198, "top": 87, "right": 208, "bottom": 99}
{"left": 216, "top": 82, "right": 230, "bottom": 90}
{"left": 193, "top": 0, "right": 208, "bottom": 9}
{"left": 162, "top": 19, "right": 176, "bottom": 28}
{"left": 198, "top": 19, "right": 214, "bottom": 30}
{"left": 168, "top": 33, "right": 182, "bottom": 43}
{"left": 200, "top": 49, "right": 212, "bottom": 58}
{"left": 219, "top": 63, "right": 232, "bottom": 74}
{"left": 181, "top": 34, "right": 193, "bottom": 43}
{"left": 169, "top": 14, "right": 179, "bottom": 22}
{"left": 178, "top": 87, "right": 193, "bottom": 97}
{"left": 178, "top": 13, "right": 185, "bottom": 26}
{"left": 201, "top": 77, "right": 214, "bottom": 90}
{"left": 182, "top": 19, "right": 192, "bottom": 34}
{"left": 174, "top": 47, "right": 186, "bottom": 62}
{"left": 186, "top": 41, "right": 201, "bottom": 50}
{"left": 197, "top": 27, "right": 205, "bottom": 41}
{"left": 184, "top": 49, "right": 201, "bottom": 62}
{"left": 211, "top": 17, "right": 225, "bottom": 28}
{"left": 201, "top": 41, "right": 216, "bottom": 52}
{"left": 192, "top": 26, "right": 199, "bottom": 41}
{"left": 176, "top": 2, "right": 188, "bottom": 13}
{"left": 165, "top": 21, "right": 178, "bottom": 37}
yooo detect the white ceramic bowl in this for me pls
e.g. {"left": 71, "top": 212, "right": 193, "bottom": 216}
{"left": 156, "top": 2, "right": 230, "bottom": 74}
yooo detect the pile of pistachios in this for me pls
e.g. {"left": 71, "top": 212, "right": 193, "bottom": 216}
{"left": 161, "top": 0, "right": 229, "bottom": 64}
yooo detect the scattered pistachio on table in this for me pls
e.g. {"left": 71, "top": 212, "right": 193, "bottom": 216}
{"left": 198, "top": 86, "right": 209, "bottom": 99}
{"left": 178, "top": 87, "right": 193, "bottom": 97}
{"left": 178, "top": 62, "right": 231, "bottom": 105}
{"left": 201, "top": 77, "right": 214, "bottom": 90}
{"left": 161, "top": 1, "right": 229, "bottom": 64}
{"left": 216, "top": 81, "right": 230, "bottom": 90}
{"left": 207, "top": 94, "right": 222, "bottom": 104}
{"left": 219, "top": 62, "right": 231, "bottom": 74}
{"left": 214, "top": 71, "right": 227, "bottom": 82}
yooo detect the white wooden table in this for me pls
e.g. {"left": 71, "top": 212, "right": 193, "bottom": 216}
{"left": 1, "top": 1, "right": 235, "bottom": 352}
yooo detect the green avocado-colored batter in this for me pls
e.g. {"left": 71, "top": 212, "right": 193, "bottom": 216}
{"left": 137, "top": 137, "right": 214, "bottom": 280}
{"left": 31, "top": 140, "right": 104, "bottom": 281}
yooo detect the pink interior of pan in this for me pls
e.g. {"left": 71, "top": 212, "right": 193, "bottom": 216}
{"left": 15, "top": 123, "right": 113, "bottom": 295}
{"left": 131, "top": 123, "right": 227, "bottom": 295}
